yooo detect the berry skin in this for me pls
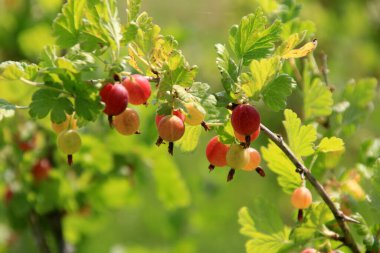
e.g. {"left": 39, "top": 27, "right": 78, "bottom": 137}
{"left": 113, "top": 108, "right": 140, "bottom": 135}
{"left": 155, "top": 110, "right": 185, "bottom": 127}
{"left": 57, "top": 130, "right": 82, "bottom": 165}
{"left": 100, "top": 83, "right": 129, "bottom": 116}
{"left": 242, "top": 148, "right": 261, "bottom": 171}
{"left": 300, "top": 249, "right": 318, "bottom": 253}
{"left": 32, "top": 159, "right": 51, "bottom": 182}
{"left": 234, "top": 127, "right": 260, "bottom": 143}
{"left": 206, "top": 136, "right": 229, "bottom": 170}
{"left": 226, "top": 144, "right": 250, "bottom": 170}
{"left": 184, "top": 103, "right": 205, "bottom": 126}
{"left": 122, "top": 74, "right": 151, "bottom": 105}
{"left": 157, "top": 115, "right": 185, "bottom": 142}
{"left": 291, "top": 187, "right": 312, "bottom": 209}
{"left": 231, "top": 104, "right": 260, "bottom": 136}
{"left": 52, "top": 114, "right": 77, "bottom": 134}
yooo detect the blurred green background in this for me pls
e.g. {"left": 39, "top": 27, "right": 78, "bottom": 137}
{"left": 0, "top": 0, "right": 379, "bottom": 252}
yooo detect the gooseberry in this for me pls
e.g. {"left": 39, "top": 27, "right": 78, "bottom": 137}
{"left": 231, "top": 104, "right": 260, "bottom": 136}
{"left": 113, "top": 108, "right": 140, "bottom": 135}
{"left": 51, "top": 114, "right": 77, "bottom": 133}
{"left": 234, "top": 127, "right": 260, "bottom": 144}
{"left": 57, "top": 129, "right": 82, "bottom": 166}
{"left": 31, "top": 158, "right": 51, "bottom": 182}
{"left": 122, "top": 74, "right": 151, "bottom": 105}
{"left": 205, "top": 136, "right": 229, "bottom": 171}
{"left": 157, "top": 115, "right": 185, "bottom": 155}
{"left": 291, "top": 186, "right": 313, "bottom": 209}
{"left": 100, "top": 83, "right": 129, "bottom": 116}
{"left": 242, "top": 148, "right": 261, "bottom": 171}
{"left": 226, "top": 144, "right": 250, "bottom": 170}
{"left": 184, "top": 103, "right": 209, "bottom": 130}
{"left": 155, "top": 109, "right": 185, "bottom": 127}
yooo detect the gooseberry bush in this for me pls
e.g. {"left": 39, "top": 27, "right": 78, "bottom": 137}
{"left": 0, "top": 0, "right": 379, "bottom": 253}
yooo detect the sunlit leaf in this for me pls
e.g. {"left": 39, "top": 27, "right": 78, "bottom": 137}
{"left": 282, "top": 39, "right": 317, "bottom": 59}
{"left": 262, "top": 74, "right": 296, "bottom": 111}
{"left": 304, "top": 78, "right": 333, "bottom": 120}
{"left": 317, "top": 137, "right": 344, "bottom": 153}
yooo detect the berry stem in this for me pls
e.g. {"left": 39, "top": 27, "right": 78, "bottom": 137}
{"left": 259, "top": 123, "right": 360, "bottom": 253}
{"left": 108, "top": 115, "right": 113, "bottom": 128}
{"left": 255, "top": 167, "right": 265, "bottom": 177}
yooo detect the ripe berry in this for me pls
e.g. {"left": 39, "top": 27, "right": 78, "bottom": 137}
{"left": 234, "top": 127, "right": 260, "bottom": 144}
{"left": 18, "top": 136, "right": 36, "bottom": 152}
{"left": 155, "top": 110, "right": 185, "bottom": 127}
{"left": 52, "top": 114, "right": 77, "bottom": 134}
{"left": 242, "top": 148, "right": 261, "bottom": 171}
{"left": 226, "top": 144, "right": 250, "bottom": 169}
{"left": 3, "top": 186, "right": 13, "bottom": 205}
{"left": 231, "top": 104, "right": 260, "bottom": 136}
{"left": 100, "top": 83, "right": 129, "bottom": 116}
{"left": 57, "top": 129, "right": 82, "bottom": 166}
{"left": 32, "top": 159, "right": 51, "bottom": 182}
{"left": 206, "top": 136, "right": 229, "bottom": 171}
{"left": 113, "top": 108, "right": 140, "bottom": 135}
{"left": 184, "top": 103, "right": 208, "bottom": 130}
{"left": 122, "top": 74, "right": 151, "bottom": 105}
{"left": 291, "top": 187, "right": 312, "bottom": 209}
{"left": 300, "top": 249, "right": 318, "bottom": 253}
{"left": 158, "top": 115, "right": 185, "bottom": 142}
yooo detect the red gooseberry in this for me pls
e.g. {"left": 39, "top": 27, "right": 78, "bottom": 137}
{"left": 155, "top": 109, "right": 185, "bottom": 127}
{"left": 234, "top": 127, "right": 260, "bottom": 144}
{"left": 242, "top": 148, "right": 261, "bottom": 171}
{"left": 157, "top": 115, "right": 185, "bottom": 142}
{"left": 206, "top": 136, "right": 229, "bottom": 171}
{"left": 113, "top": 108, "right": 140, "bottom": 135}
{"left": 122, "top": 74, "right": 151, "bottom": 105}
{"left": 100, "top": 83, "right": 129, "bottom": 116}
{"left": 231, "top": 104, "right": 260, "bottom": 136}
{"left": 32, "top": 158, "right": 51, "bottom": 182}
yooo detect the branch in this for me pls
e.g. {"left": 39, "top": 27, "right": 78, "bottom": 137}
{"left": 260, "top": 123, "right": 361, "bottom": 253}
{"left": 47, "top": 210, "right": 71, "bottom": 253}
{"left": 29, "top": 211, "right": 52, "bottom": 253}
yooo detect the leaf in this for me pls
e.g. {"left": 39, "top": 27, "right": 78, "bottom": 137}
{"left": 75, "top": 95, "right": 102, "bottom": 122}
{"left": 343, "top": 78, "right": 377, "bottom": 108}
{"left": 283, "top": 109, "right": 317, "bottom": 158}
{"left": 282, "top": 39, "right": 317, "bottom": 59}
{"left": 242, "top": 56, "right": 280, "bottom": 98}
{"left": 262, "top": 74, "right": 296, "bottom": 111}
{"left": 150, "top": 149, "right": 191, "bottom": 210}
{"left": 29, "top": 89, "right": 74, "bottom": 123}
{"left": 229, "top": 9, "right": 281, "bottom": 65}
{"left": 127, "top": 0, "right": 141, "bottom": 21}
{"left": 0, "top": 61, "right": 38, "bottom": 80}
{"left": 277, "top": 33, "right": 300, "bottom": 56}
{"left": 317, "top": 137, "right": 344, "bottom": 153}
{"left": 261, "top": 141, "right": 301, "bottom": 193}
{"left": 176, "top": 125, "right": 202, "bottom": 152}
{"left": 238, "top": 202, "right": 293, "bottom": 253}
{"left": 53, "top": 0, "right": 86, "bottom": 48}
{"left": 215, "top": 43, "right": 238, "bottom": 96}
{"left": 304, "top": 78, "right": 333, "bottom": 120}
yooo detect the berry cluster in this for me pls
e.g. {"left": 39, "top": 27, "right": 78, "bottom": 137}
{"left": 206, "top": 104, "right": 263, "bottom": 182}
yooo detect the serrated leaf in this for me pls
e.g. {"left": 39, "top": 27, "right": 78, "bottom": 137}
{"left": 29, "top": 89, "right": 74, "bottom": 123}
{"left": 243, "top": 56, "right": 280, "bottom": 98}
{"left": 0, "top": 61, "right": 38, "bottom": 80}
{"left": 229, "top": 9, "right": 281, "bottom": 65}
{"left": 283, "top": 109, "right": 317, "bottom": 158}
{"left": 75, "top": 95, "right": 102, "bottom": 122}
{"left": 262, "top": 74, "right": 296, "bottom": 111}
{"left": 150, "top": 149, "right": 191, "bottom": 210}
{"left": 343, "top": 78, "right": 377, "bottom": 108}
{"left": 0, "top": 99, "right": 16, "bottom": 121}
{"left": 317, "top": 137, "right": 344, "bottom": 153}
{"left": 127, "top": 0, "right": 141, "bottom": 21}
{"left": 238, "top": 201, "right": 292, "bottom": 253}
{"left": 261, "top": 141, "right": 301, "bottom": 193}
{"left": 304, "top": 78, "right": 333, "bottom": 120}
{"left": 215, "top": 43, "right": 238, "bottom": 95}
{"left": 277, "top": 33, "right": 300, "bottom": 56}
{"left": 53, "top": 0, "right": 86, "bottom": 48}
{"left": 176, "top": 125, "right": 202, "bottom": 152}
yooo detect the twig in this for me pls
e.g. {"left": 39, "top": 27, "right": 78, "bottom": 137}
{"left": 320, "top": 52, "right": 330, "bottom": 86}
{"left": 29, "top": 211, "right": 51, "bottom": 253}
{"left": 260, "top": 123, "right": 361, "bottom": 253}
{"left": 47, "top": 211, "right": 70, "bottom": 253}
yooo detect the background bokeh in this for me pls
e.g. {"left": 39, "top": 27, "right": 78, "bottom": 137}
{"left": 0, "top": 0, "right": 379, "bottom": 252}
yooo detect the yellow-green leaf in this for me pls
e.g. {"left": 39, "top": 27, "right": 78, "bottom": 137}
{"left": 318, "top": 137, "right": 345, "bottom": 153}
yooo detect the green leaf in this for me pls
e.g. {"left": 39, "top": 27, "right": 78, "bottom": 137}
{"left": 176, "top": 125, "right": 202, "bottom": 152}
{"left": 29, "top": 89, "right": 74, "bottom": 123}
{"left": 53, "top": 0, "right": 86, "bottom": 48}
{"left": 238, "top": 202, "right": 293, "bottom": 253}
{"left": 283, "top": 109, "right": 317, "bottom": 158}
{"left": 150, "top": 149, "right": 191, "bottom": 210}
{"left": 215, "top": 43, "right": 238, "bottom": 96}
{"left": 75, "top": 95, "right": 102, "bottom": 122}
{"left": 262, "top": 74, "right": 296, "bottom": 111}
{"left": 0, "top": 99, "right": 16, "bottom": 121}
{"left": 304, "top": 78, "right": 333, "bottom": 120}
{"left": 242, "top": 56, "right": 280, "bottom": 98}
{"left": 276, "top": 33, "right": 300, "bottom": 56}
{"left": 0, "top": 61, "right": 38, "bottom": 80}
{"left": 261, "top": 141, "right": 301, "bottom": 193}
{"left": 317, "top": 137, "right": 344, "bottom": 153}
{"left": 343, "top": 78, "right": 377, "bottom": 108}
{"left": 127, "top": 0, "right": 141, "bottom": 21}
{"left": 229, "top": 9, "right": 281, "bottom": 65}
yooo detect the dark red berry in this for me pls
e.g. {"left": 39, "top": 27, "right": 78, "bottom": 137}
{"left": 231, "top": 104, "right": 260, "bottom": 136}
{"left": 122, "top": 74, "right": 151, "bottom": 105}
{"left": 100, "top": 83, "right": 129, "bottom": 116}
